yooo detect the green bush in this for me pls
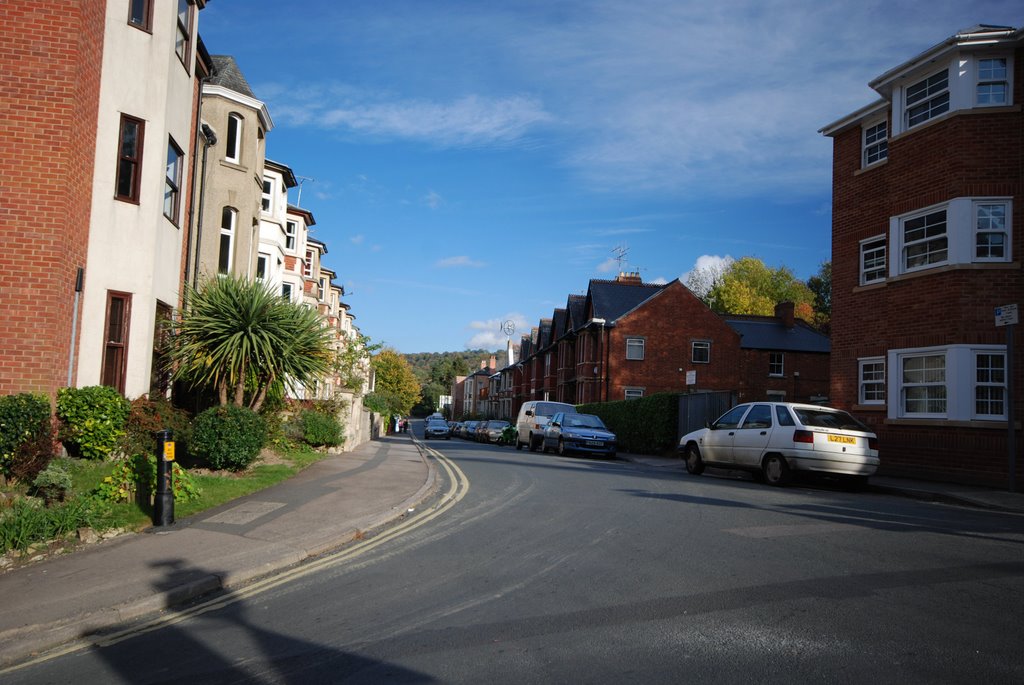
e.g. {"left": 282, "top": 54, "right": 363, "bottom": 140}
{"left": 119, "top": 396, "right": 192, "bottom": 461}
{"left": 33, "top": 459, "right": 73, "bottom": 504}
{"left": 189, "top": 405, "right": 266, "bottom": 471}
{"left": 56, "top": 386, "right": 130, "bottom": 460}
{"left": 298, "top": 409, "right": 344, "bottom": 448}
{"left": 0, "top": 393, "right": 53, "bottom": 478}
{"left": 578, "top": 392, "right": 679, "bottom": 455}
{"left": 95, "top": 454, "right": 201, "bottom": 504}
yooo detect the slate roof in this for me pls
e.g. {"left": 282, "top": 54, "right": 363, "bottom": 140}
{"left": 566, "top": 294, "right": 586, "bottom": 330}
{"left": 587, "top": 279, "right": 668, "bottom": 324}
{"left": 209, "top": 55, "right": 256, "bottom": 98}
{"left": 551, "top": 308, "right": 568, "bottom": 340}
{"left": 724, "top": 316, "right": 830, "bottom": 353}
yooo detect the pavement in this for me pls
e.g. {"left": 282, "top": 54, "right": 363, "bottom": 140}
{"left": 1, "top": 432, "right": 1023, "bottom": 669}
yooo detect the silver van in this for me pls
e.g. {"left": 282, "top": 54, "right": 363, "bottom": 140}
{"left": 515, "top": 400, "right": 577, "bottom": 451}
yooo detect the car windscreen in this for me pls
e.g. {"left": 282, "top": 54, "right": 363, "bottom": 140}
{"left": 534, "top": 402, "right": 575, "bottom": 417}
{"left": 564, "top": 415, "right": 606, "bottom": 429}
{"left": 793, "top": 407, "right": 869, "bottom": 432}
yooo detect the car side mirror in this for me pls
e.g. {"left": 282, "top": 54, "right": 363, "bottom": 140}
{"left": 551, "top": 421, "right": 560, "bottom": 428}
{"left": 525, "top": 410, "right": 533, "bottom": 417}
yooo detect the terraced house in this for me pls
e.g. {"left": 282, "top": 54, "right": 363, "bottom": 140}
{"left": 820, "top": 24, "right": 1023, "bottom": 488}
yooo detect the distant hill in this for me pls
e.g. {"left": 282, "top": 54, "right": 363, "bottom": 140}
{"left": 403, "top": 349, "right": 511, "bottom": 383}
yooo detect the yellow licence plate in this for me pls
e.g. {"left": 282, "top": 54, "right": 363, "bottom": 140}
{"left": 827, "top": 435, "right": 857, "bottom": 445}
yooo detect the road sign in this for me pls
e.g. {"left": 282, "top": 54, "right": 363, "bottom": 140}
{"left": 995, "top": 304, "right": 1018, "bottom": 327}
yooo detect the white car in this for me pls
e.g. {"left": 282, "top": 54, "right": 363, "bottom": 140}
{"left": 678, "top": 402, "right": 879, "bottom": 486}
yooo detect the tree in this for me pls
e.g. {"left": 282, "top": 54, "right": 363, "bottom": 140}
{"left": 365, "top": 349, "right": 421, "bottom": 417}
{"left": 807, "top": 261, "right": 831, "bottom": 332}
{"left": 170, "top": 275, "right": 336, "bottom": 411}
{"left": 684, "top": 255, "right": 734, "bottom": 304}
{"left": 336, "top": 332, "right": 382, "bottom": 392}
{"left": 706, "top": 257, "right": 816, "bottom": 320}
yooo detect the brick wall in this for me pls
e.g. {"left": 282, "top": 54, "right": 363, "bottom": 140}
{"left": 0, "top": 1, "right": 105, "bottom": 398}
{"left": 738, "top": 350, "right": 830, "bottom": 402}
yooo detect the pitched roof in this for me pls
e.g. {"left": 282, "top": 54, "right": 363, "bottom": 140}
{"left": 209, "top": 55, "right": 256, "bottom": 98}
{"left": 566, "top": 294, "right": 586, "bottom": 330}
{"left": 587, "top": 279, "right": 668, "bottom": 324}
{"left": 724, "top": 316, "right": 830, "bottom": 353}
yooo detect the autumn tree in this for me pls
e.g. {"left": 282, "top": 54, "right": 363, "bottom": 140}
{"left": 706, "top": 257, "right": 816, "bottom": 322}
{"left": 807, "top": 261, "right": 831, "bottom": 333}
{"left": 365, "top": 349, "right": 421, "bottom": 417}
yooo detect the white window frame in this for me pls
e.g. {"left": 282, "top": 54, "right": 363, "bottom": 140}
{"left": 303, "top": 248, "right": 314, "bottom": 278}
{"left": 318, "top": 276, "right": 328, "bottom": 302}
{"left": 891, "top": 198, "right": 1012, "bottom": 276}
{"left": 974, "top": 199, "right": 1010, "bottom": 262}
{"left": 904, "top": 68, "right": 950, "bottom": 129}
{"left": 285, "top": 220, "right": 297, "bottom": 251}
{"left": 225, "top": 113, "right": 242, "bottom": 164}
{"left": 860, "top": 235, "right": 887, "bottom": 285}
{"left": 888, "top": 345, "right": 1006, "bottom": 420}
{"left": 768, "top": 352, "right": 784, "bottom": 377}
{"left": 858, "top": 357, "right": 885, "bottom": 405}
{"left": 625, "top": 337, "right": 645, "bottom": 360}
{"left": 901, "top": 207, "right": 948, "bottom": 272}
{"left": 974, "top": 351, "right": 1007, "bottom": 420}
{"left": 976, "top": 56, "right": 1009, "bottom": 107}
{"left": 218, "top": 207, "right": 236, "bottom": 275}
{"left": 261, "top": 178, "right": 273, "bottom": 213}
{"left": 691, "top": 340, "right": 710, "bottom": 364}
{"left": 281, "top": 282, "right": 293, "bottom": 301}
{"left": 256, "top": 253, "right": 269, "bottom": 281}
{"left": 624, "top": 387, "right": 644, "bottom": 400}
{"left": 862, "top": 118, "right": 888, "bottom": 167}
{"left": 766, "top": 390, "right": 786, "bottom": 402}
{"left": 163, "top": 137, "right": 183, "bottom": 223}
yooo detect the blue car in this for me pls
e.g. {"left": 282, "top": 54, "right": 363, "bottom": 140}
{"left": 542, "top": 412, "right": 617, "bottom": 458}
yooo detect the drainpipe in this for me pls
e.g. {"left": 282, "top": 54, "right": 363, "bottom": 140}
{"left": 191, "top": 123, "right": 217, "bottom": 288}
{"left": 184, "top": 73, "right": 213, "bottom": 291}
{"left": 66, "top": 267, "right": 84, "bottom": 386}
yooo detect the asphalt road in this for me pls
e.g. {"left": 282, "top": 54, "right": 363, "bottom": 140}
{"left": 8, "top": 428, "right": 1024, "bottom": 684}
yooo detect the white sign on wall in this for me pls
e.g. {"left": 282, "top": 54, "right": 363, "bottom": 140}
{"left": 686, "top": 370, "right": 696, "bottom": 385}
{"left": 995, "top": 304, "right": 1018, "bottom": 327}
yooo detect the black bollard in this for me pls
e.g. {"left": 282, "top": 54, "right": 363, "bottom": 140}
{"left": 153, "top": 429, "right": 175, "bottom": 526}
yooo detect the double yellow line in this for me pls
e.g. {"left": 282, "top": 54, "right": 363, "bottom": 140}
{"left": 4, "top": 448, "right": 470, "bottom": 671}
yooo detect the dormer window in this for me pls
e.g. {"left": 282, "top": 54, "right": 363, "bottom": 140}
{"left": 977, "top": 57, "right": 1008, "bottom": 106}
{"left": 905, "top": 68, "right": 949, "bottom": 128}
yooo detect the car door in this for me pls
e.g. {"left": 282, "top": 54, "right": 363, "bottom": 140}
{"left": 545, "top": 412, "right": 564, "bottom": 449}
{"left": 701, "top": 404, "right": 750, "bottom": 464}
{"left": 731, "top": 404, "right": 774, "bottom": 467}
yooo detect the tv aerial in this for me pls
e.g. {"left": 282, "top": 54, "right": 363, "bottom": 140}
{"left": 501, "top": 320, "right": 515, "bottom": 338}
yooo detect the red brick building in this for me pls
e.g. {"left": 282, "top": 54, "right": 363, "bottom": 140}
{"left": 820, "top": 24, "right": 1023, "bottom": 488}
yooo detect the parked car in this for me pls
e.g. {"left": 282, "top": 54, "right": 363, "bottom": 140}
{"left": 542, "top": 413, "right": 617, "bottom": 458}
{"left": 677, "top": 402, "right": 879, "bottom": 486}
{"left": 423, "top": 419, "right": 451, "bottom": 440}
{"left": 479, "top": 420, "right": 510, "bottom": 443}
{"left": 451, "top": 422, "right": 464, "bottom": 437}
{"left": 515, "top": 400, "right": 578, "bottom": 451}
{"left": 461, "top": 421, "right": 478, "bottom": 439}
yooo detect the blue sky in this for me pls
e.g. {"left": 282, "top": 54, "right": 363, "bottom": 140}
{"left": 198, "top": 1, "right": 1021, "bottom": 353}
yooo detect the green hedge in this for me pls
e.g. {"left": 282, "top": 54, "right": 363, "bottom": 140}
{"left": 190, "top": 405, "right": 266, "bottom": 471}
{"left": 0, "top": 393, "right": 52, "bottom": 478}
{"left": 577, "top": 392, "right": 679, "bottom": 455}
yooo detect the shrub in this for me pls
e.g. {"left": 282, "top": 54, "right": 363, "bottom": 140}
{"left": 33, "top": 459, "right": 73, "bottom": 505}
{"left": 120, "top": 396, "right": 192, "bottom": 461}
{"left": 56, "top": 386, "right": 130, "bottom": 460}
{"left": 95, "top": 454, "right": 201, "bottom": 504}
{"left": 298, "top": 409, "right": 344, "bottom": 448}
{"left": 189, "top": 405, "right": 266, "bottom": 471}
{"left": 0, "top": 393, "right": 52, "bottom": 478}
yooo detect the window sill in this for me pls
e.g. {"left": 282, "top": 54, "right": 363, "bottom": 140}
{"left": 852, "top": 404, "right": 886, "bottom": 412}
{"left": 218, "top": 159, "right": 247, "bottom": 172}
{"left": 856, "top": 261, "right": 1021, "bottom": 290}
{"left": 884, "top": 418, "right": 1016, "bottom": 429}
{"left": 855, "top": 158, "right": 888, "bottom": 176}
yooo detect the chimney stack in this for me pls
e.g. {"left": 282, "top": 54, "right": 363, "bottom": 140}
{"left": 775, "top": 301, "right": 795, "bottom": 329}
{"left": 489, "top": 354, "right": 497, "bottom": 370}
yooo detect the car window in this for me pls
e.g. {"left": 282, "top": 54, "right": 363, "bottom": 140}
{"left": 713, "top": 405, "right": 749, "bottom": 430}
{"left": 535, "top": 402, "right": 574, "bottom": 417}
{"left": 741, "top": 404, "right": 773, "bottom": 429}
{"left": 775, "top": 405, "right": 796, "bottom": 426}
{"left": 566, "top": 414, "right": 606, "bottom": 429}
{"left": 793, "top": 407, "right": 870, "bottom": 431}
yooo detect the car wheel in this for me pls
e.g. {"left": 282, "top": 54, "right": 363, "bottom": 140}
{"left": 557, "top": 438, "right": 567, "bottom": 456}
{"left": 762, "top": 454, "right": 791, "bottom": 486}
{"left": 529, "top": 434, "right": 540, "bottom": 452}
{"left": 516, "top": 438, "right": 523, "bottom": 450}
{"left": 684, "top": 444, "right": 705, "bottom": 475}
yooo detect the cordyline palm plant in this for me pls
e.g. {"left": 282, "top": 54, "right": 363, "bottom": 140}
{"left": 170, "top": 275, "right": 336, "bottom": 412}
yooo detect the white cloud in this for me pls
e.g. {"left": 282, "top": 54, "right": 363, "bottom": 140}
{"left": 596, "top": 258, "right": 618, "bottom": 274}
{"left": 423, "top": 190, "right": 444, "bottom": 209}
{"left": 436, "top": 255, "right": 486, "bottom": 268}
{"left": 681, "top": 254, "right": 734, "bottom": 297}
{"left": 350, "top": 234, "right": 365, "bottom": 245}
{"left": 466, "top": 314, "right": 530, "bottom": 350}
